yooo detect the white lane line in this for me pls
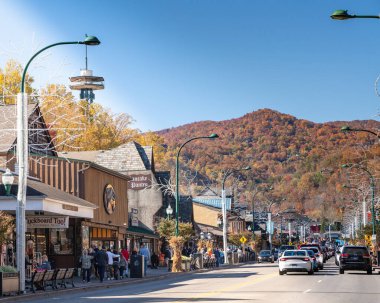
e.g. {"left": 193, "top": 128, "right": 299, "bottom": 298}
{"left": 317, "top": 280, "right": 322, "bottom": 283}
{"left": 303, "top": 289, "right": 312, "bottom": 293}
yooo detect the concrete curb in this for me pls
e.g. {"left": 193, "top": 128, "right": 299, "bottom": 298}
{"left": 0, "top": 262, "right": 255, "bottom": 302}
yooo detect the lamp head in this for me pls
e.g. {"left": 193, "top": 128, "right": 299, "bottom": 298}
{"left": 341, "top": 164, "right": 350, "bottom": 168}
{"left": 166, "top": 204, "right": 173, "bottom": 215}
{"left": 2, "top": 168, "right": 14, "bottom": 196}
{"left": 208, "top": 133, "right": 219, "bottom": 139}
{"left": 331, "top": 10, "right": 354, "bottom": 20}
{"left": 83, "top": 35, "right": 101, "bottom": 46}
{"left": 341, "top": 126, "right": 352, "bottom": 132}
{"left": 242, "top": 166, "right": 251, "bottom": 171}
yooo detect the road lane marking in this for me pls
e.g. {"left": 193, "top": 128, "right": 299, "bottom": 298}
{"left": 173, "top": 272, "right": 278, "bottom": 302}
{"left": 303, "top": 289, "right": 312, "bottom": 293}
{"left": 318, "top": 280, "right": 322, "bottom": 283}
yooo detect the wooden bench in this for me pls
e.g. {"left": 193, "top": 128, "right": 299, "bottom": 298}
{"left": 41, "top": 269, "right": 55, "bottom": 291}
{"left": 53, "top": 268, "right": 67, "bottom": 289}
{"left": 57, "top": 268, "right": 75, "bottom": 289}
{"left": 28, "top": 270, "right": 46, "bottom": 293}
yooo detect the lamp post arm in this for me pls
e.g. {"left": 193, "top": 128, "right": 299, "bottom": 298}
{"left": 21, "top": 41, "right": 82, "bottom": 93}
{"left": 351, "top": 128, "right": 380, "bottom": 139}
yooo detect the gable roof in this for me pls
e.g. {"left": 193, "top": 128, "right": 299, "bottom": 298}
{"left": 58, "top": 141, "right": 154, "bottom": 174}
{"left": 0, "top": 104, "right": 36, "bottom": 153}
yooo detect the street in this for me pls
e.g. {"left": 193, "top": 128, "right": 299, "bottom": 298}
{"left": 22, "top": 259, "right": 380, "bottom": 303}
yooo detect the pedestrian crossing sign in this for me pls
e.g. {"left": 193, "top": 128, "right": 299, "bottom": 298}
{"left": 240, "top": 236, "right": 247, "bottom": 244}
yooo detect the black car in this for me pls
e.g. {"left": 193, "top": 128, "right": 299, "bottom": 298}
{"left": 258, "top": 250, "right": 274, "bottom": 263}
{"left": 339, "top": 245, "right": 372, "bottom": 274}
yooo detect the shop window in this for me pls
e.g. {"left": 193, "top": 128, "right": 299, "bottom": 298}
{"left": 49, "top": 227, "right": 74, "bottom": 255}
{"left": 107, "top": 229, "right": 111, "bottom": 238}
{"left": 102, "top": 229, "right": 107, "bottom": 238}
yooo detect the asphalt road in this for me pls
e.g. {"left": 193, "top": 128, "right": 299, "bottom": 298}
{"left": 22, "top": 259, "right": 380, "bottom": 303}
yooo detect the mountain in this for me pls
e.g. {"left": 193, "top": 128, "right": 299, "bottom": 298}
{"left": 156, "top": 109, "right": 379, "bottom": 223}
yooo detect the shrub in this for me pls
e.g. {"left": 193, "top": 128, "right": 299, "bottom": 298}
{"left": 0, "top": 266, "right": 17, "bottom": 273}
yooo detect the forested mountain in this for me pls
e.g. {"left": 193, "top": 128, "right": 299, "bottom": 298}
{"left": 157, "top": 109, "right": 380, "bottom": 223}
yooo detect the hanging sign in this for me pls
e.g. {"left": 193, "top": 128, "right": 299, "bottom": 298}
{"left": 26, "top": 216, "right": 69, "bottom": 228}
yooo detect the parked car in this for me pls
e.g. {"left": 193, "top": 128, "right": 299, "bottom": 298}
{"left": 278, "top": 249, "right": 313, "bottom": 275}
{"left": 299, "top": 245, "right": 324, "bottom": 269}
{"left": 339, "top": 246, "right": 372, "bottom": 274}
{"left": 258, "top": 250, "right": 275, "bottom": 263}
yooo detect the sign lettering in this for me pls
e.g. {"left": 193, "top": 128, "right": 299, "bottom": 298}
{"left": 26, "top": 216, "right": 69, "bottom": 228}
{"left": 127, "top": 174, "right": 152, "bottom": 190}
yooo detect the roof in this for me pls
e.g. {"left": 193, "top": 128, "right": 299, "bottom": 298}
{"left": 95, "top": 141, "right": 152, "bottom": 172}
{"left": 58, "top": 141, "right": 154, "bottom": 173}
{"left": 194, "top": 223, "right": 223, "bottom": 237}
{"left": 126, "top": 226, "right": 158, "bottom": 237}
{"left": 0, "top": 173, "right": 97, "bottom": 209}
{"left": 0, "top": 104, "right": 36, "bottom": 153}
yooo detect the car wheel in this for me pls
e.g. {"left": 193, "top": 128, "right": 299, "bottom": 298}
{"left": 367, "top": 268, "right": 372, "bottom": 275}
{"left": 279, "top": 270, "right": 284, "bottom": 275}
{"left": 339, "top": 268, "right": 344, "bottom": 274}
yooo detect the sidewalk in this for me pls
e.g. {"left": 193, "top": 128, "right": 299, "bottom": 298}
{"left": 0, "top": 266, "right": 173, "bottom": 302}
{"left": 0, "top": 262, "right": 253, "bottom": 302}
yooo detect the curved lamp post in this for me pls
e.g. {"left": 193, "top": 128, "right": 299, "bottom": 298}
{"left": 175, "top": 133, "right": 219, "bottom": 236}
{"left": 221, "top": 166, "right": 251, "bottom": 264}
{"left": 331, "top": 10, "right": 380, "bottom": 20}
{"left": 341, "top": 126, "right": 380, "bottom": 140}
{"left": 342, "top": 164, "right": 376, "bottom": 236}
{"left": 16, "top": 35, "right": 100, "bottom": 293}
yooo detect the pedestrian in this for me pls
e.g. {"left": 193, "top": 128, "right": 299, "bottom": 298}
{"left": 79, "top": 249, "right": 93, "bottom": 283}
{"left": 37, "top": 255, "right": 51, "bottom": 270}
{"left": 214, "top": 247, "right": 221, "bottom": 267}
{"left": 119, "top": 251, "right": 127, "bottom": 279}
{"left": 151, "top": 251, "right": 159, "bottom": 269}
{"left": 95, "top": 246, "right": 108, "bottom": 283}
{"left": 112, "top": 249, "right": 120, "bottom": 280}
{"left": 139, "top": 243, "right": 150, "bottom": 276}
{"left": 92, "top": 246, "right": 99, "bottom": 278}
{"left": 121, "top": 246, "right": 130, "bottom": 277}
{"left": 106, "top": 248, "right": 119, "bottom": 280}
{"left": 164, "top": 246, "right": 171, "bottom": 267}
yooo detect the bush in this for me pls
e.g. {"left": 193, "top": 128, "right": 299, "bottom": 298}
{"left": 0, "top": 266, "right": 17, "bottom": 273}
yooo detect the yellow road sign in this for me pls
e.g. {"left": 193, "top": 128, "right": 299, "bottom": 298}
{"left": 240, "top": 236, "right": 247, "bottom": 244}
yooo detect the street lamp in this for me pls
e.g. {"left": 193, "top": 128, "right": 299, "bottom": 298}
{"left": 221, "top": 166, "right": 251, "bottom": 264}
{"left": 175, "top": 133, "right": 219, "bottom": 236}
{"left": 2, "top": 169, "right": 14, "bottom": 196}
{"left": 16, "top": 35, "right": 101, "bottom": 293}
{"left": 341, "top": 126, "right": 380, "bottom": 140}
{"left": 166, "top": 204, "right": 173, "bottom": 219}
{"left": 200, "top": 232, "right": 205, "bottom": 240}
{"left": 331, "top": 10, "right": 380, "bottom": 20}
{"left": 342, "top": 164, "right": 376, "bottom": 237}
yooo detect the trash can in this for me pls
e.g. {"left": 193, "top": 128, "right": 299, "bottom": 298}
{"left": 130, "top": 254, "right": 144, "bottom": 278}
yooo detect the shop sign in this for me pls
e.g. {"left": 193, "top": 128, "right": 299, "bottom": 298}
{"left": 104, "top": 184, "right": 117, "bottom": 214}
{"left": 127, "top": 174, "right": 152, "bottom": 190}
{"left": 131, "top": 208, "right": 139, "bottom": 226}
{"left": 26, "top": 216, "right": 69, "bottom": 228}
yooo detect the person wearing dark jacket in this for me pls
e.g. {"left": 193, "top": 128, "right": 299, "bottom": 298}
{"left": 151, "top": 252, "right": 159, "bottom": 269}
{"left": 95, "top": 246, "right": 108, "bottom": 282}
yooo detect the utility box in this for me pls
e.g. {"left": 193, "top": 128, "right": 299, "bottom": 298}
{"left": 130, "top": 254, "right": 144, "bottom": 278}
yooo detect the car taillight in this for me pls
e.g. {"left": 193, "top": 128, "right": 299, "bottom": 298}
{"left": 341, "top": 253, "right": 349, "bottom": 258}
{"left": 363, "top": 254, "right": 370, "bottom": 259}
{"left": 303, "top": 258, "right": 310, "bottom": 261}
{"left": 279, "top": 258, "right": 287, "bottom": 261}
{"left": 312, "top": 257, "right": 316, "bottom": 261}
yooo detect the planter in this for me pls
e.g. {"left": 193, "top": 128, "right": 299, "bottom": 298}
{"left": 0, "top": 272, "right": 20, "bottom": 296}
{"left": 168, "top": 260, "right": 191, "bottom": 272}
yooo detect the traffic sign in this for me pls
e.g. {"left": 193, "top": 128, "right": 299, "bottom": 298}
{"left": 372, "top": 234, "right": 376, "bottom": 241}
{"left": 240, "top": 236, "right": 247, "bottom": 244}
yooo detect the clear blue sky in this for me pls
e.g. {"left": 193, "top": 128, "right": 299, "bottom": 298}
{"left": 1, "top": 0, "right": 379, "bottom": 131}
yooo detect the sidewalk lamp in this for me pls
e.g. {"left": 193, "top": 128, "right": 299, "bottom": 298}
{"left": 221, "top": 166, "right": 251, "bottom": 264}
{"left": 2, "top": 169, "right": 14, "bottom": 196}
{"left": 166, "top": 204, "right": 173, "bottom": 219}
{"left": 342, "top": 164, "right": 376, "bottom": 236}
{"left": 200, "top": 232, "right": 205, "bottom": 240}
{"left": 175, "top": 133, "right": 219, "bottom": 236}
{"left": 17, "top": 35, "right": 101, "bottom": 293}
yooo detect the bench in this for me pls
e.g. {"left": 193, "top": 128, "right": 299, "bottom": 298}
{"left": 41, "top": 270, "right": 55, "bottom": 291}
{"left": 57, "top": 268, "right": 75, "bottom": 289}
{"left": 53, "top": 268, "right": 67, "bottom": 289}
{"left": 28, "top": 270, "right": 46, "bottom": 293}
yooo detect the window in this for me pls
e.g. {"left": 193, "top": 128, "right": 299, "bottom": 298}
{"left": 49, "top": 227, "right": 74, "bottom": 255}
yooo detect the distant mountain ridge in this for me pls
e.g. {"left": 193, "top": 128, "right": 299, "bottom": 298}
{"left": 156, "top": 108, "right": 379, "bottom": 220}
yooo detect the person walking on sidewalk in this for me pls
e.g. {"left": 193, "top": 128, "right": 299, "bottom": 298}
{"left": 139, "top": 243, "right": 150, "bottom": 276}
{"left": 121, "top": 246, "right": 130, "bottom": 277}
{"left": 95, "top": 246, "right": 108, "bottom": 283}
{"left": 106, "top": 248, "right": 120, "bottom": 280}
{"left": 79, "top": 249, "right": 93, "bottom": 283}
{"left": 119, "top": 251, "right": 128, "bottom": 279}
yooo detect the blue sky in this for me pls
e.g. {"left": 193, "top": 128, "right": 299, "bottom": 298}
{"left": 1, "top": 0, "right": 380, "bottom": 131}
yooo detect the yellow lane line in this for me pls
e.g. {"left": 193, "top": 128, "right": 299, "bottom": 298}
{"left": 174, "top": 271, "right": 278, "bottom": 302}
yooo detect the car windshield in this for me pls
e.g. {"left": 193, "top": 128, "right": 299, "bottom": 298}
{"left": 343, "top": 247, "right": 368, "bottom": 255}
{"left": 283, "top": 250, "right": 306, "bottom": 257}
{"left": 260, "top": 251, "right": 270, "bottom": 256}
{"left": 306, "top": 250, "right": 315, "bottom": 257}
{"left": 301, "top": 246, "right": 319, "bottom": 253}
